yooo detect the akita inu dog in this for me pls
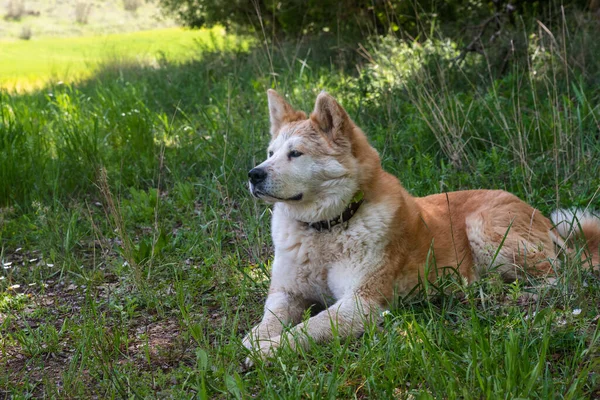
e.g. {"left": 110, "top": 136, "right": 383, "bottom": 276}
{"left": 243, "top": 89, "right": 600, "bottom": 362}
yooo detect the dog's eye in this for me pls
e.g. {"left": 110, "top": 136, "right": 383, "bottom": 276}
{"left": 268, "top": 151, "right": 274, "bottom": 157}
{"left": 288, "top": 150, "right": 303, "bottom": 158}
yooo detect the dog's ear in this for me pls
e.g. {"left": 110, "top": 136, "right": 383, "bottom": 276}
{"left": 310, "top": 92, "right": 350, "bottom": 141}
{"left": 267, "top": 89, "right": 305, "bottom": 137}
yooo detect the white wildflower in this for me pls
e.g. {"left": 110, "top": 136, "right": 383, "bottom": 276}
{"left": 524, "top": 311, "right": 537, "bottom": 321}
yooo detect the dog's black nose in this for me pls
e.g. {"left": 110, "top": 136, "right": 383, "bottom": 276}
{"left": 248, "top": 168, "right": 267, "bottom": 185}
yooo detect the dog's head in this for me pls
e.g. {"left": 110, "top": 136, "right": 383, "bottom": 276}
{"left": 248, "top": 90, "right": 380, "bottom": 223}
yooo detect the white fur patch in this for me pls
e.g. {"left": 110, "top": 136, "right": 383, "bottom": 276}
{"left": 465, "top": 214, "right": 493, "bottom": 278}
{"left": 270, "top": 201, "right": 395, "bottom": 303}
{"left": 550, "top": 208, "right": 600, "bottom": 238}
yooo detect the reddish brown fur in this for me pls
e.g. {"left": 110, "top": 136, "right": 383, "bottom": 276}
{"left": 326, "top": 96, "right": 599, "bottom": 306}
{"left": 580, "top": 221, "right": 600, "bottom": 266}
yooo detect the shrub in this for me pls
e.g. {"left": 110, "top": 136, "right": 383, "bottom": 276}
{"left": 18, "top": 25, "right": 32, "bottom": 40}
{"left": 74, "top": 1, "right": 92, "bottom": 24}
{"left": 156, "top": 0, "right": 400, "bottom": 37}
{"left": 155, "top": 0, "right": 594, "bottom": 70}
{"left": 123, "top": 0, "right": 142, "bottom": 12}
{"left": 4, "top": 0, "right": 25, "bottom": 20}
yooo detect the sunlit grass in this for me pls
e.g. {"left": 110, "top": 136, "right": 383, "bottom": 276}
{"left": 0, "top": 27, "right": 247, "bottom": 92}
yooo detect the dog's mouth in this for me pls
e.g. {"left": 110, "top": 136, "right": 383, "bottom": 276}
{"left": 253, "top": 189, "right": 303, "bottom": 202}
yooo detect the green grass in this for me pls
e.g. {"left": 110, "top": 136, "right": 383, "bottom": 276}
{"left": 0, "top": 26, "right": 242, "bottom": 91}
{"left": 1, "top": 10, "right": 600, "bottom": 398}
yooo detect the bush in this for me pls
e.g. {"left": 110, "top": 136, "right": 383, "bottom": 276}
{"left": 4, "top": 0, "right": 25, "bottom": 20}
{"left": 156, "top": 0, "right": 421, "bottom": 37}
{"left": 18, "top": 25, "right": 32, "bottom": 40}
{"left": 123, "top": 0, "right": 142, "bottom": 12}
{"left": 74, "top": 2, "right": 92, "bottom": 24}
{"left": 156, "top": 0, "right": 591, "bottom": 39}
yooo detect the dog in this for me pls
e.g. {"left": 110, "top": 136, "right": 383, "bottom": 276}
{"left": 243, "top": 89, "right": 600, "bottom": 362}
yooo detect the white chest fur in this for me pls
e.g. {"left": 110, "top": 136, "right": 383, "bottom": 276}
{"left": 269, "top": 202, "right": 394, "bottom": 302}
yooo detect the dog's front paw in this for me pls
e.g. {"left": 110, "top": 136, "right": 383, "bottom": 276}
{"left": 241, "top": 333, "right": 254, "bottom": 351}
{"left": 243, "top": 335, "right": 281, "bottom": 368}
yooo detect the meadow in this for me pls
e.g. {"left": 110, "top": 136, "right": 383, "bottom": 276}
{"left": 0, "top": 27, "right": 237, "bottom": 91}
{"left": 1, "top": 7, "right": 600, "bottom": 399}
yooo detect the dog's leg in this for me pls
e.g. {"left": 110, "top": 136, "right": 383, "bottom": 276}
{"left": 254, "top": 294, "right": 380, "bottom": 360}
{"left": 242, "top": 291, "right": 307, "bottom": 351}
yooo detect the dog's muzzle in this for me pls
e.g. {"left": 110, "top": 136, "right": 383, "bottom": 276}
{"left": 248, "top": 167, "right": 303, "bottom": 201}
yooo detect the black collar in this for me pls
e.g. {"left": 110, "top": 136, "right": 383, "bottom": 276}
{"left": 307, "top": 192, "right": 364, "bottom": 232}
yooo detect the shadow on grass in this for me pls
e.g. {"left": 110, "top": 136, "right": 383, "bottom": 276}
{"left": 0, "top": 36, "right": 367, "bottom": 209}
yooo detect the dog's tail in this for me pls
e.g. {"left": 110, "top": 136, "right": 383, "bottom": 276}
{"left": 550, "top": 208, "right": 600, "bottom": 267}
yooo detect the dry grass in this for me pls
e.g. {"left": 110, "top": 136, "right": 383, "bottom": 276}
{"left": 0, "top": 0, "right": 177, "bottom": 39}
